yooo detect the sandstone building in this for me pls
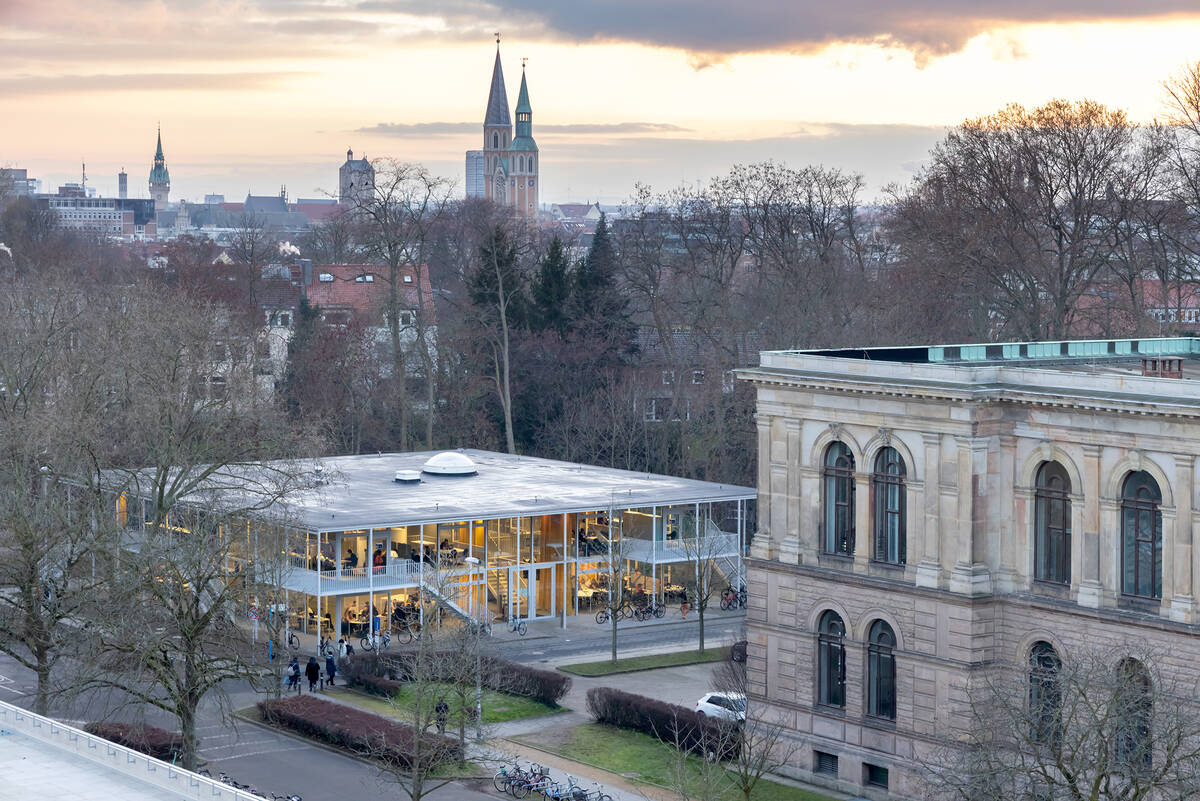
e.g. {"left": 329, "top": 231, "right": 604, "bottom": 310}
{"left": 738, "top": 338, "right": 1200, "bottom": 798}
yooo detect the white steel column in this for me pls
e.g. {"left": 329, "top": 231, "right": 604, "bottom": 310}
{"left": 561, "top": 514, "right": 568, "bottom": 628}
{"left": 367, "top": 527, "right": 374, "bottom": 640}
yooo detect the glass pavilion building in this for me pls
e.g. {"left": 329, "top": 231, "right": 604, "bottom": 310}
{"left": 165, "top": 450, "right": 755, "bottom": 639}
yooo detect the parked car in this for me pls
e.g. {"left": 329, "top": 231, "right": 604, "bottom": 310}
{"left": 695, "top": 691, "right": 746, "bottom": 724}
{"left": 730, "top": 640, "right": 747, "bottom": 662}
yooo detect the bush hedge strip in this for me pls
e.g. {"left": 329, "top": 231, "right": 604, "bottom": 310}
{"left": 342, "top": 649, "right": 570, "bottom": 707}
{"left": 585, "top": 687, "right": 739, "bottom": 758}
{"left": 84, "top": 721, "right": 183, "bottom": 762}
{"left": 257, "top": 695, "right": 463, "bottom": 769}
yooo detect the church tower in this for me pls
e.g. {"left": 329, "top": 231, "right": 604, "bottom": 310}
{"left": 148, "top": 126, "right": 170, "bottom": 209}
{"left": 507, "top": 62, "right": 538, "bottom": 218}
{"left": 483, "top": 38, "right": 512, "bottom": 205}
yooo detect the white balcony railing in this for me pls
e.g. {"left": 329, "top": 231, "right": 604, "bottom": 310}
{"left": 283, "top": 557, "right": 427, "bottom": 594}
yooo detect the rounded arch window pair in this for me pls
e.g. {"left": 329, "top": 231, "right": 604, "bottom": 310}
{"left": 816, "top": 611, "right": 895, "bottom": 720}
{"left": 821, "top": 442, "right": 907, "bottom": 565}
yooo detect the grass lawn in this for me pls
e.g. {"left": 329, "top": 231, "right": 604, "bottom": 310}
{"left": 516, "top": 723, "right": 837, "bottom": 801}
{"left": 335, "top": 683, "right": 566, "bottom": 725}
{"left": 558, "top": 648, "right": 726, "bottom": 676}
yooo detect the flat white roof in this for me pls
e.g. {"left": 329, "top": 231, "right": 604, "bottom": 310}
{"left": 280, "top": 450, "right": 754, "bottom": 532}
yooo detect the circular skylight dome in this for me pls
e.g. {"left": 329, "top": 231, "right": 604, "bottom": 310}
{"left": 421, "top": 451, "right": 478, "bottom": 476}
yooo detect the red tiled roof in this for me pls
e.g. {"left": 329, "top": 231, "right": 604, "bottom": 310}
{"left": 290, "top": 202, "right": 344, "bottom": 223}
{"left": 304, "top": 264, "right": 436, "bottom": 324}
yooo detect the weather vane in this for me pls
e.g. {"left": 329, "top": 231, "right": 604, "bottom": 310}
{"left": 522, "top": 57, "right": 528, "bottom": 69}
{"left": 495, "top": 31, "right": 500, "bottom": 45}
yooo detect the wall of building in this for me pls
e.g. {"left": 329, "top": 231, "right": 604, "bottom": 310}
{"left": 743, "top": 354, "right": 1200, "bottom": 798}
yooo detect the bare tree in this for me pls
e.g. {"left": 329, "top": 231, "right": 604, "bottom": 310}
{"left": 73, "top": 289, "right": 314, "bottom": 770}
{"left": 678, "top": 509, "right": 729, "bottom": 653}
{"left": 922, "top": 644, "right": 1200, "bottom": 801}
{"left": 0, "top": 280, "right": 120, "bottom": 714}
{"left": 348, "top": 159, "right": 453, "bottom": 450}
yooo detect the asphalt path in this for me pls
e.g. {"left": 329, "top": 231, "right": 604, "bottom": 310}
{"left": 0, "top": 611, "right": 746, "bottom": 801}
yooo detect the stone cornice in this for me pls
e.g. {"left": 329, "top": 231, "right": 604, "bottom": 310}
{"left": 740, "top": 367, "right": 1200, "bottom": 421}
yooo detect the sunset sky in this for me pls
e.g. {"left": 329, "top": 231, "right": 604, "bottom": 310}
{"left": 4, "top": 1, "right": 1200, "bottom": 205}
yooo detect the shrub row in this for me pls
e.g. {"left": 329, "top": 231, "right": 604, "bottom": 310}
{"left": 342, "top": 649, "right": 571, "bottom": 707}
{"left": 585, "top": 687, "right": 739, "bottom": 758}
{"left": 257, "top": 695, "right": 462, "bottom": 769}
{"left": 84, "top": 721, "right": 183, "bottom": 762}
{"left": 484, "top": 656, "right": 571, "bottom": 707}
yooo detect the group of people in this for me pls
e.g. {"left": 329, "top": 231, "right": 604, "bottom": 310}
{"left": 286, "top": 648, "right": 339, "bottom": 693}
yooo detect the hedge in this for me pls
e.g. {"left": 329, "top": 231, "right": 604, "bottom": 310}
{"left": 343, "top": 650, "right": 570, "bottom": 708}
{"left": 585, "top": 687, "right": 739, "bottom": 758}
{"left": 257, "top": 695, "right": 463, "bottom": 769}
{"left": 84, "top": 721, "right": 183, "bottom": 762}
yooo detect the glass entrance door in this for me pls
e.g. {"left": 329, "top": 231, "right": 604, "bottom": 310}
{"left": 510, "top": 566, "right": 531, "bottom": 619}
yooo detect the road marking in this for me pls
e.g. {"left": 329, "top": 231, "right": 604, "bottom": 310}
{"left": 0, "top": 675, "right": 25, "bottom": 696}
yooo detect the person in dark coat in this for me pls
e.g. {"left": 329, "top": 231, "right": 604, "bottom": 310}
{"left": 325, "top": 653, "right": 337, "bottom": 686}
{"left": 287, "top": 657, "right": 300, "bottom": 691}
{"left": 435, "top": 699, "right": 449, "bottom": 734}
{"left": 305, "top": 656, "right": 320, "bottom": 691}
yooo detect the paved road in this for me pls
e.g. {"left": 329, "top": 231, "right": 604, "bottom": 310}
{"left": 0, "top": 610, "right": 745, "bottom": 801}
{"left": 489, "top": 610, "right": 746, "bottom": 665}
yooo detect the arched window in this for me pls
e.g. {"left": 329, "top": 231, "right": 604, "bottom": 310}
{"left": 1029, "top": 641, "right": 1062, "bottom": 744}
{"left": 823, "top": 442, "right": 855, "bottom": 556}
{"left": 1034, "top": 462, "right": 1071, "bottom": 583}
{"left": 1121, "top": 472, "right": 1162, "bottom": 599}
{"left": 866, "top": 620, "right": 896, "bottom": 719}
{"left": 1115, "top": 658, "right": 1153, "bottom": 771}
{"left": 871, "top": 447, "right": 906, "bottom": 564}
{"left": 492, "top": 132, "right": 499, "bottom": 149}
{"left": 817, "top": 610, "right": 846, "bottom": 708}
{"left": 529, "top": 155, "right": 535, "bottom": 171}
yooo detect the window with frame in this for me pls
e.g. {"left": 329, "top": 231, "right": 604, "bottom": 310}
{"left": 866, "top": 620, "right": 896, "bottom": 720}
{"left": 817, "top": 610, "right": 846, "bottom": 708}
{"left": 871, "top": 447, "right": 906, "bottom": 564}
{"left": 662, "top": 370, "right": 675, "bottom": 386}
{"left": 1115, "top": 658, "right": 1153, "bottom": 773}
{"left": 692, "top": 369, "right": 705, "bottom": 385}
{"left": 823, "top": 442, "right": 855, "bottom": 556}
{"left": 1121, "top": 471, "right": 1162, "bottom": 599}
{"left": 1028, "top": 641, "right": 1062, "bottom": 745}
{"left": 1034, "top": 461, "right": 1071, "bottom": 584}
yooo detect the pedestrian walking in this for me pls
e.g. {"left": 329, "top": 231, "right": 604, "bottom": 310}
{"left": 435, "top": 699, "right": 449, "bottom": 734}
{"left": 287, "top": 657, "right": 300, "bottom": 692}
{"left": 338, "top": 637, "right": 347, "bottom": 659}
{"left": 680, "top": 595, "right": 690, "bottom": 619}
{"left": 325, "top": 653, "right": 337, "bottom": 687}
{"left": 305, "top": 656, "right": 320, "bottom": 692}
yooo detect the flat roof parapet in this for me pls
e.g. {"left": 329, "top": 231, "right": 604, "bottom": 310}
{"left": 781, "top": 337, "right": 1200, "bottom": 366}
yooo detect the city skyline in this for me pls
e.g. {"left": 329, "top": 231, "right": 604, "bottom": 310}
{"left": 4, "top": 2, "right": 1200, "bottom": 204}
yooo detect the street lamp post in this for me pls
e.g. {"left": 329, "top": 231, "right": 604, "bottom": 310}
{"left": 463, "top": 555, "right": 484, "bottom": 742}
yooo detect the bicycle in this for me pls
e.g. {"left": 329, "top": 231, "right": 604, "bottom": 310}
{"left": 317, "top": 636, "right": 333, "bottom": 657}
{"left": 270, "top": 794, "right": 303, "bottom": 801}
{"left": 564, "top": 776, "right": 611, "bottom": 801}
{"left": 286, "top": 630, "right": 300, "bottom": 650}
{"left": 508, "top": 763, "right": 548, "bottom": 798}
{"left": 494, "top": 763, "right": 519, "bottom": 794}
{"left": 719, "top": 584, "right": 747, "bottom": 610}
{"left": 507, "top": 617, "right": 528, "bottom": 637}
{"left": 359, "top": 631, "right": 391, "bottom": 652}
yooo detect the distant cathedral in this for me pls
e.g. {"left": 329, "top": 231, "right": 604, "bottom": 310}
{"left": 465, "top": 39, "right": 539, "bottom": 218}
{"left": 149, "top": 125, "right": 170, "bottom": 209}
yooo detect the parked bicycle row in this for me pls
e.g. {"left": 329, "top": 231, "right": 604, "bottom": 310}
{"left": 493, "top": 761, "right": 613, "bottom": 801}
{"left": 196, "top": 768, "right": 301, "bottom": 801}
{"left": 594, "top": 584, "right": 747, "bottom": 624}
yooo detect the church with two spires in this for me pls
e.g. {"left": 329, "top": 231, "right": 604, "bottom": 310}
{"left": 465, "top": 39, "right": 539, "bottom": 218}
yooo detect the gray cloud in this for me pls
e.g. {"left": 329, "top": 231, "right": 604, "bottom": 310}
{"left": 358, "top": 120, "right": 691, "bottom": 136}
{"left": 0, "top": 72, "right": 306, "bottom": 97}
{"left": 494, "top": 1, "right": 1200, "bottom": 57}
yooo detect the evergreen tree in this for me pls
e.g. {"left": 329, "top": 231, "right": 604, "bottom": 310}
{"left": 281, "top": 296, "right": 320, "bottom": 415}
{"left": 530, "top": 235, "right": 572, "bottom": 335}
{"left": 569, "top": 212, "right": 635, "bottom": 362}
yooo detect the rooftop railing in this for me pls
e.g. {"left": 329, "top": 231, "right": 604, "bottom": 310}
{"left": 0, "top": 699, "right": 259, "bottom": 800}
